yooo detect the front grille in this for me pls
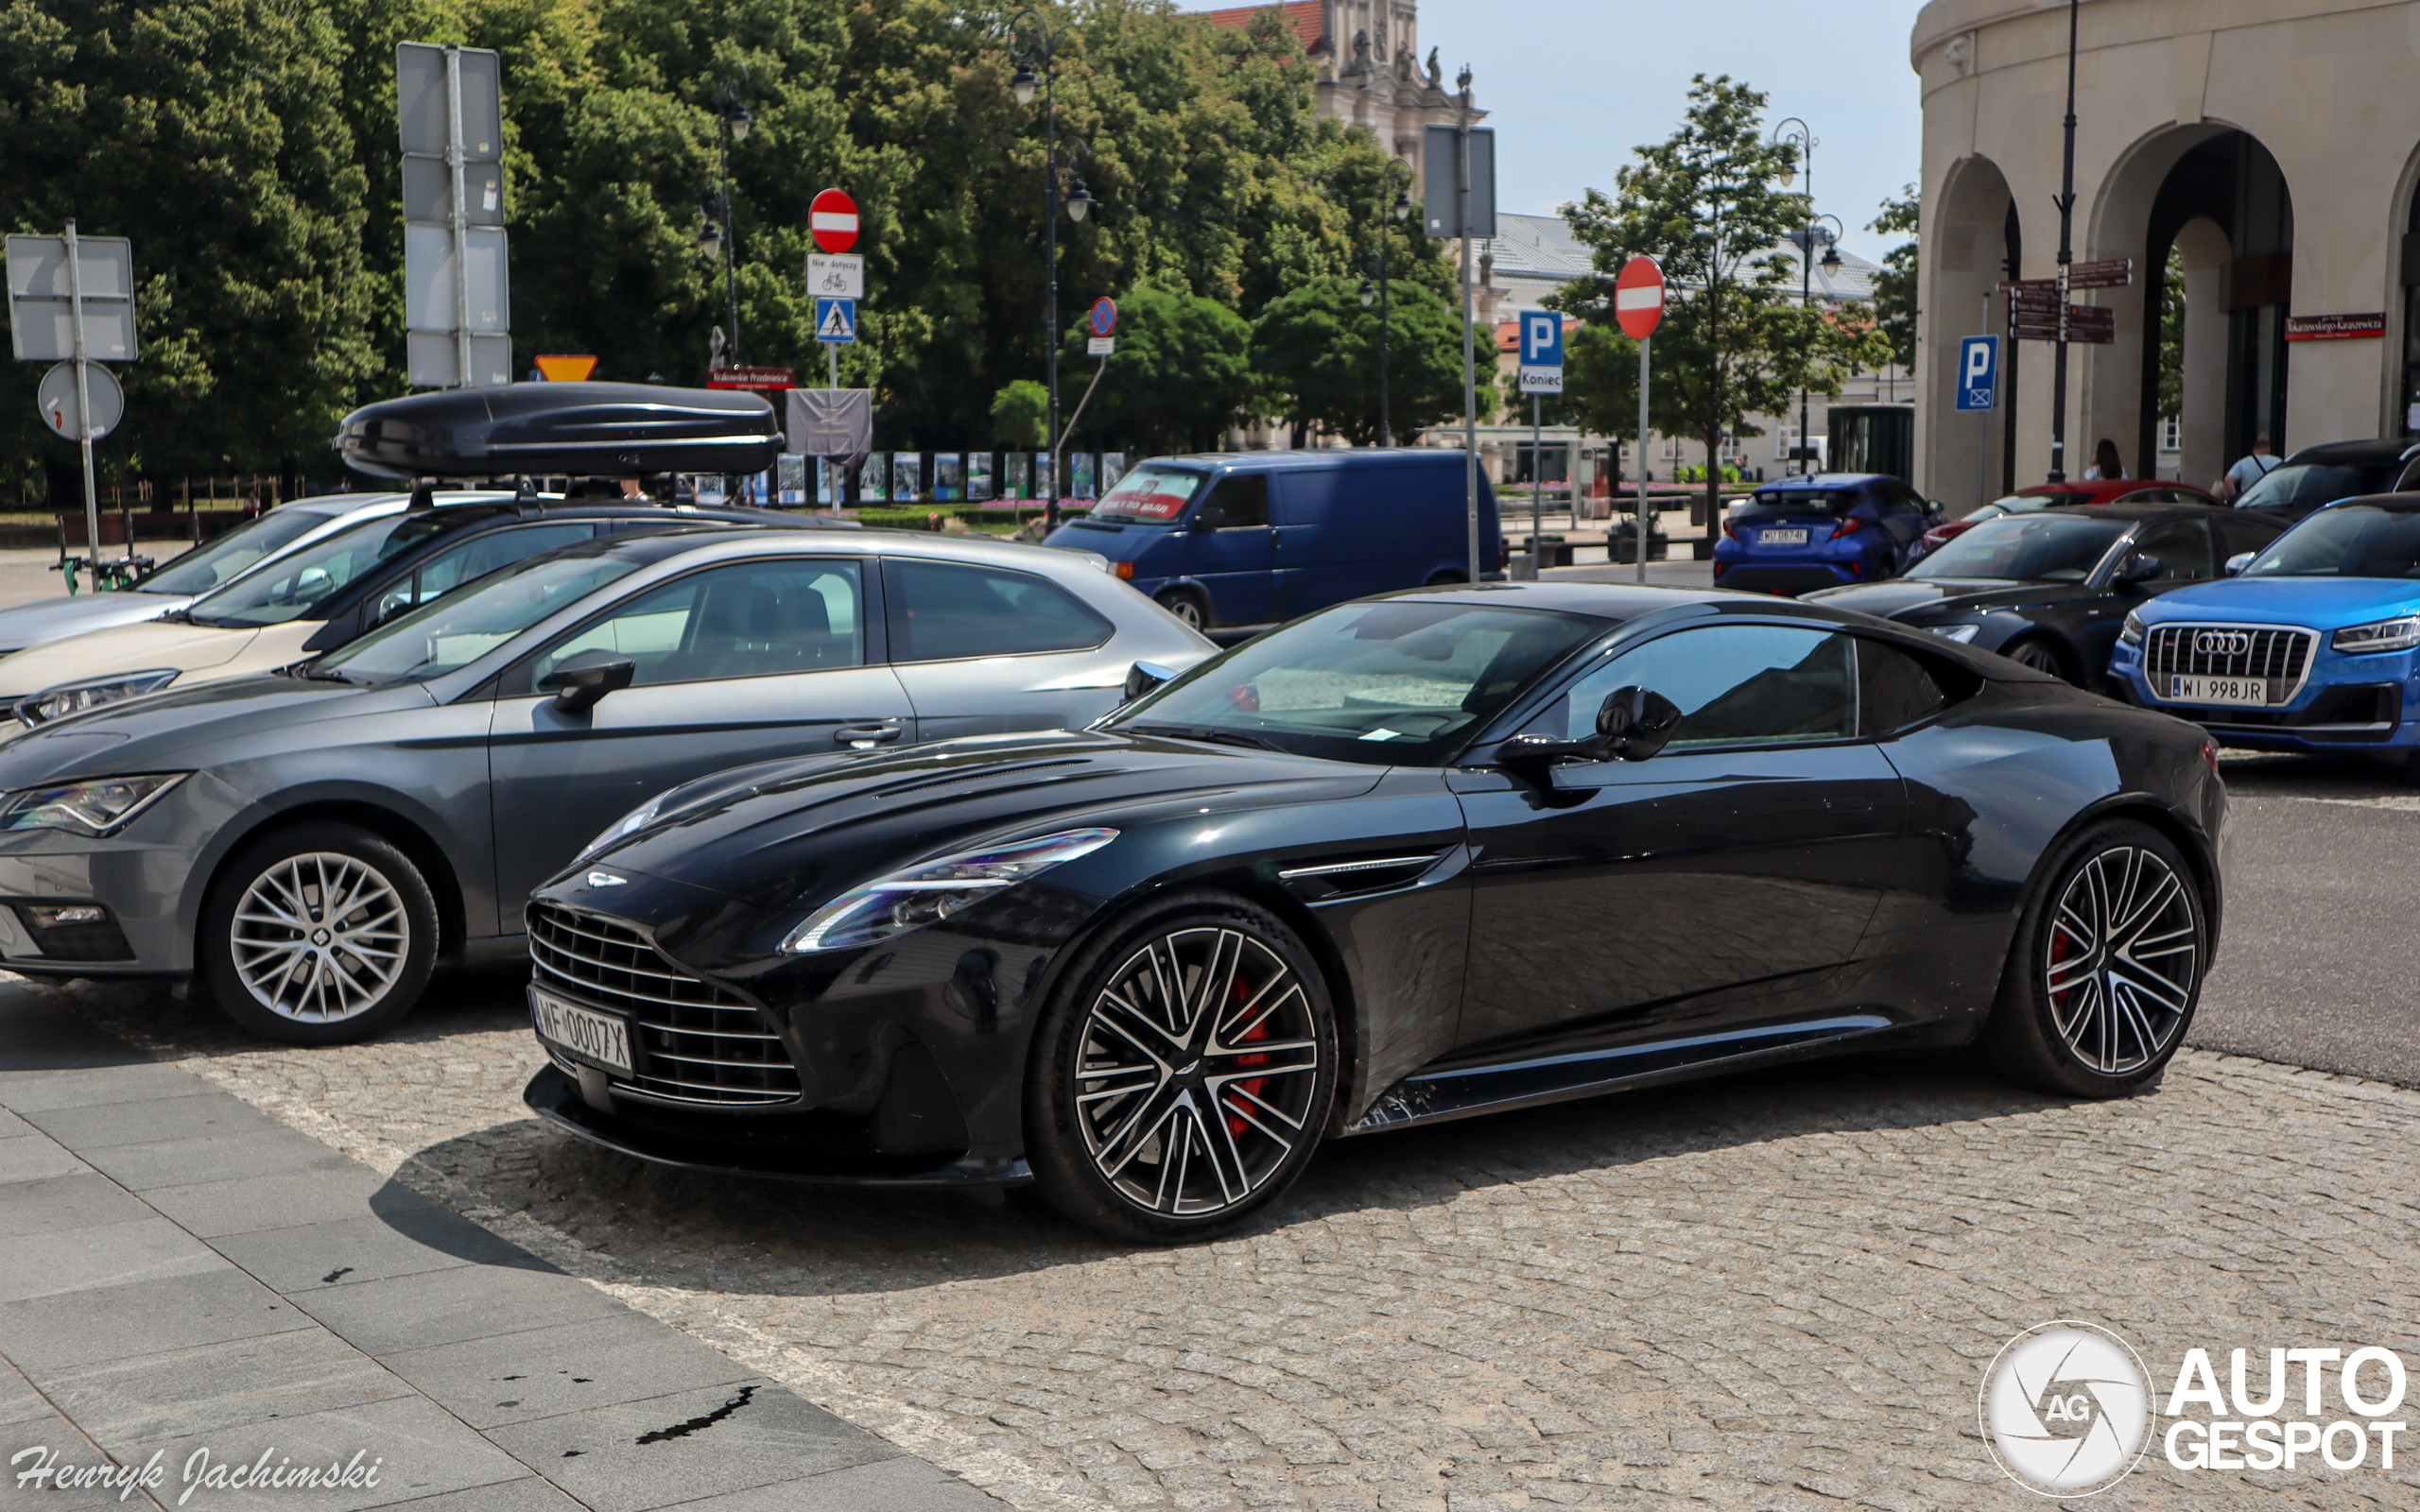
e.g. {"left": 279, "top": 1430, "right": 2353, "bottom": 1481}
{"left": 2146, "top": 623, "right": 2316, "bottom": 696}
{"left": 528, "top": 902, "right": 800, "bottom": 1106}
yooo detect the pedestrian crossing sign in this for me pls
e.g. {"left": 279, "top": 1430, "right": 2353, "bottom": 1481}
{"left": 815, "top": 297, "right": 856, "bottom": 344}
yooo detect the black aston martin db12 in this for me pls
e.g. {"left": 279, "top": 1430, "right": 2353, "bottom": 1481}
{"left": 524, "top": 583, "right": 2227, "bottom": 1241}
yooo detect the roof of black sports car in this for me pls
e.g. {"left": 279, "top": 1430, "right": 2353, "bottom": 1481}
{"left": 1368, "top": 580, "right": 1829, "bottom": 622}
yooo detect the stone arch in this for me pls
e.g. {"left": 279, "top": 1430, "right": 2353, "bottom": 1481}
{"left": 2392, "top": 138, "right": 2420, "bottom": 438}
{"left": 1927, "top": 153, "right": 2019, "bottom": 505}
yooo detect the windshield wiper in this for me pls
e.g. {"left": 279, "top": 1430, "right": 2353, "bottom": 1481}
{"left": 153, "top": 607, "right": 194, "bottom": 624}
{"left": 1120, "top": 721, "right": 1284, "bottom": 751}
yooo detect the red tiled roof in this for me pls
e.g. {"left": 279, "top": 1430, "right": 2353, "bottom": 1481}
{"left": 1198, "top": 2, "right": 1323, "bottom": 53}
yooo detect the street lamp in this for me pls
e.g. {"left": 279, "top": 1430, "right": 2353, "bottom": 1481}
{"left": 707, "top": 67, "right": 752, "bottom": 368}
{"left": 1009, "top": 11, "right": 1096, "bottom": 526}
{"left": 1369, "top": 165, "right": 1413, "bottom": 447}
{"left": 1772, "top": 117, "right": 1835, "bottom": 476}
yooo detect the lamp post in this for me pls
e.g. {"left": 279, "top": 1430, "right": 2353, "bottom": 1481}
{"left": 2048, "top": 0, "right": 2081, "bottom": 481}
{"left": 1011, "top": 14, "right": 1094, "bottom": 527}
{"left": 705, "top": 70, "right": 752, "bottom": 368}
{"left": 1772, "top": 119, "right": 1843, "bottom": 476}
{"left": 1360, "top": 173, "right": 1414, "bottom": 446}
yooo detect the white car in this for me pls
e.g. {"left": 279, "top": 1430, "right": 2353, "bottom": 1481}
{"left": 0, "top": 492, "right": 410, "bottom": 657}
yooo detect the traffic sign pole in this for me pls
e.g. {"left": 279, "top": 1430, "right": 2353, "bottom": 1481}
{"left": 1616, "top": 256, "right": 1665, "bottom": 585}
{"left": 1460, "top": 113, "right": 1479, "bottom": 584}
{"left": 1637, "top": 336, "right": 1651, "bottom": 584}
{"left": 64, "top": 220, "right": 98, "bottom": 576}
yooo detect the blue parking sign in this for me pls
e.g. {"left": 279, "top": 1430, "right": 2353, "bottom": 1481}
{"left": 1956, "top": 335, "right": 1998, "bottom": 411}
{"left": 815, "top": 297, "right": 857, "bottom": 345}
{"left": 1520, "top": 310, "right": 1564, "bottom": 369}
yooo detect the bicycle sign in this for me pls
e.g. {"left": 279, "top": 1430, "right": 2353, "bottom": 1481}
{"left": 809, "top": 253, "right": 863, "bottom": 300}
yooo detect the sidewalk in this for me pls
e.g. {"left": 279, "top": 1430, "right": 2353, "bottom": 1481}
{"left": 0, "top": 986, "right": 1006, "bottom": 1512}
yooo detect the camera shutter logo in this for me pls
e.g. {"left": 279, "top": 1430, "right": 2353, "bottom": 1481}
{"left": 1980, "top": 1322, "right": 2154, "bottom": 1496}
{"left": 2194, "top": 630, "right": 2252, "bottom": 657}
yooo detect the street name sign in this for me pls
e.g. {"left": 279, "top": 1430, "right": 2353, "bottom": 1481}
{"left": 2285, "top": 312, "right": 2387, "bottom": 341}
{"left": 1955, "top": 335, "right": 1999, "bottom": 412}
{"left": 2068, "top": 258, "right": 2135, "bottom": 290}
{"left": 709, "top": 367, "right": 793, "bottom": 389}
{"left": 808, "top": 253, "right": 864, "bottom": 299}
{"left": 811, "top": 189, "right": 860, "bottom": 254}
{"left": 1616, "top": 256, "right": 1665, "bottom": 340}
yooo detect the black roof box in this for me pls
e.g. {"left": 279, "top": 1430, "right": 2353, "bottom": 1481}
{"left": 337, "top": 382, "right": 782, "bottom": 479}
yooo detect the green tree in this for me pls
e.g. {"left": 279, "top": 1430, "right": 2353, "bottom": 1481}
{"left": 990, "top": 379, "right": 1049, "bottom": 447}
{"left": 2156, "top": 245, "right": 2185, "bottom": 423}
{"left": 1250, "top": 275, "right": 1489, "bottom": 445}
{"left": 1055, "top": 286, "right": 1251, "bottom": 455}
{"left": 1869, "top": 183, "right": 1919, "bottom": 369}
{"left": 1552, "top": 76, "right": 1885, "bottom": 520}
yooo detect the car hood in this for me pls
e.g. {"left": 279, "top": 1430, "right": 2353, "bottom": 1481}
{"left": 1806, "top": 578, "right": 2092, "bottom": 620}
{"left": 585, "top": 728, "right": 1388, "bottom": 912}
{"left": 0, "top": 593, "right": 193, "bottom": 654}
{"left": 0, "top": 672, "right": 432, "bottom": 790}
{"left": 0, "top": 618, "right": 266, "bottom": 698}
{"left": 2142, "top": 576, "right": 2420, "bottom": 627}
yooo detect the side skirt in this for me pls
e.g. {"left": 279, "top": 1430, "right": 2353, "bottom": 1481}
{"left": 1340, "top": 1015, "right": 1894, "bottom": 1136}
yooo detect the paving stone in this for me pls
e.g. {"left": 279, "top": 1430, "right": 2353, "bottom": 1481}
{"left": 0, "top": 1171, "right": 156, "bottom": 1240}
{"left": 0, "top": 1215, "right": 222, "bottom": 1303}
{"left": 77, "top": 1123, "right": 353, "bottom": 1193}
{"left": 375, "top": 1308, "right": 759, "bottom": 1429}
{"left": 136, "top": 1158, "right": 389, "bottom": 1239}
{"left": 0, "top": 1131, "right": 91, "bottom": 1186}
{"left": 35, "top": 1325, "right": 411, "bottom": 1443}
{"left": 211, "top": 1196, "right": 546, "bottom": 1295}
{"left": 0, "top": 1264, "right": 310, "bottom": 1373}
{"left": 301, "top": 1263, "right": 629, "bottom": 1357}
{"left": 102, "top": 1390, "right": 532, "bottom": 1512}
{"left": 21, "top": 1085, "right": 266, "bottom": 1150}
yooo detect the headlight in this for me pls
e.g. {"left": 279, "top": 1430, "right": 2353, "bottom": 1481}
{"left": 1925, "top": 624, "right": 1981, "bottom": 644}
{"left": 15, "top": 670, "right": 180, "bottom": 728}
{"left": 0, "top": 773, "right": 185, "bottom": 836}
{"left": 2119, "top": 610, "right": 2145, "bottom": 648}
{"left": 2332, "top": 617, "right": 2420, "bottom": 655}
{"left": 579, "top": 794, "right": 667, "bottom": 861}
{"left": 782, "top": 827, "right": 1119, "bottom": 954}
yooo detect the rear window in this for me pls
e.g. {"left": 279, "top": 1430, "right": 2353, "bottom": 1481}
{"left": 1739, "top": 490, "right": 1858, "bottom": 520}
{"left": 2235, "top": 463, "right": 2400, "bottom": 514}
{"left": 1092, "top": 464, "right": 1207, "bottom": 523}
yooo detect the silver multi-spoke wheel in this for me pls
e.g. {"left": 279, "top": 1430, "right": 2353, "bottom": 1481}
{"left": 1073, "top": 925, "right": 1322, "bottom": 1219}
{"left": 229, "top": 851, "right": 411, "bottom": 1022}
{"left": 2042, "top": 845, "right": 2198, "bottom": 1075}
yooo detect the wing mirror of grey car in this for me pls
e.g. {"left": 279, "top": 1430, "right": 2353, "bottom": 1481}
{"left": 2223, "top": 551, "right": 2255, "bottom": 576}
{"left": 539, "top": 650, "right": 636, "bottom": 713}
{"left": 2116, "top": 552, "right": 2165, "bottom": 588}
{"left": 1123, "top": 660, "right": 1179, "bottom": 702}
{"left": 1496, "top": 685, "right": 1685, "bottom": 767}
{"left": 1190, "top": 504, "right": 1227, "bottom": 533}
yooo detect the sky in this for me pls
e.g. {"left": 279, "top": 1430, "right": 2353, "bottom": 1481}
{"left": 1421, "top": 0, "right": 1933, "bottom": 263}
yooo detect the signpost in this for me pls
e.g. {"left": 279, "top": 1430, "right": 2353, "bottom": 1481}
{"left": 809, "top": 189, "right": 859, "bottom": 254}
{"left": 1515, "top": 312, "right": 1564, "bottom": 581}
{"left": 533, "top": 354, "right": 596, "bottom": 382}
{"left": 8, "top": 224, "right": 140, "bottom": 576}
{"left": 1087, "top": 296, "right": 1117, "bottom": 357}
{"left": 1425, "top": 114, "right": 1496, "bottom": 583}
{"left": 1616, "top": 255, "right": 1665, "bottom": 583}
{"left": 815, "top": 298, "right": 857, "bottom": 346}
{"left": 808, "top": 253, "right": 864, "bottom": 299}
{"left": 1957, "top": 335, "right": 2000, "bottom": 507}
{"left": 397, "top": 43, "right": 510, "bottom": 389}
{"left": 809, "top": 191, "right": 861, "bottom": 387}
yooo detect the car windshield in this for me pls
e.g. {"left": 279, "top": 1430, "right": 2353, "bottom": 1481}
{"left": 1737, "top": 490, "right": 1857, "bottom": 520}
{"left": 1089, "top": 464, "right": 1207, "bottom": 524}
{"left": 1112, "top": 600, "right": 1603, "bottom": 765}
{"left": 2234, "top": 462, "right": 2398, "bottom": 514}
{"left": 1907, "top": 514, "right": 2130, "bottom": 582}
{"left": 185, "top": 510, "right": 472, "bottom": 628}
{"left": 1985, "top": 492, "right": 2061, "bottom": 513}
{"left": 313, "top": 550, "right": 647, "bottom": 683}
{"left": 2241, "top": 506, "right": 2420, "bottom": 578}
{"left": 132, "top": 507, "right": 339, "bottom": 596}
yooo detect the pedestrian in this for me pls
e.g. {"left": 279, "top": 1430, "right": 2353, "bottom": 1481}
{"left": 2084, "top": 438, "right": 2124, "bottom": 481}
{"left": 2217, "top": 436, "right": 2280, "bottom": 502}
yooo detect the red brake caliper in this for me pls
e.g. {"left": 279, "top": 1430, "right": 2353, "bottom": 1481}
{"left": 2048, "top": 927, "right": 2070, "bottom": 1009}
{"left": 1227, "top": 974, "right": 1270, "bottom": 1139}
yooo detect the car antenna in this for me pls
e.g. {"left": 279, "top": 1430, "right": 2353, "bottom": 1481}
{"left": 406, "top": 480, "right": 436, "bottom": 512}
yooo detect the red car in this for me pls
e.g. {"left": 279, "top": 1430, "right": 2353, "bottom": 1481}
{"left": 1917, "top": 480, "right": 2220, "bottom": 556}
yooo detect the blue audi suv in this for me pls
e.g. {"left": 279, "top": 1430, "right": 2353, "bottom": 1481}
{"left": 2113, "top": 492, "right": 2420, "bottom": 753}
{"left": 1713, "top": 473, "right": 1938, "bottom": 595}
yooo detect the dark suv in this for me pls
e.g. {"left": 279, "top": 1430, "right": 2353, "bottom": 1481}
{"left": 2232, "top": 438, "right": 2420, "bottom": 520}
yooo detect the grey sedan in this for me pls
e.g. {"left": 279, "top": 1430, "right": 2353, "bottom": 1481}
{"left": 0, "top": 526, "right": 1212, "bottom": 1042}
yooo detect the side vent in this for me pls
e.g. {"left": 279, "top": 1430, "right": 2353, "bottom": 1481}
{"left": 1276, "top": 851, "right": 1445, "bottom": 901}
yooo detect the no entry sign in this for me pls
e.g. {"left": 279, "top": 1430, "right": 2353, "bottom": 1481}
{"left": 1616, "top": 256, "right": 1665, "bottom": 340}
{"left": 810, "top": 188, "right": 859, "bottom": 254}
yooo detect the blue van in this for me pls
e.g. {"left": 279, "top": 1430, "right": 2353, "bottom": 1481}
{"left": 1046, "top": 450, "right": 1503, "bottom": 629}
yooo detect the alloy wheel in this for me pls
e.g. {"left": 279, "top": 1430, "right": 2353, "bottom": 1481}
{"left": 1160, "top": 593, "right": 1205, "bottom": 630}
{"left": 2042, "top": 845, "right": 2198, "bottom": 1075}
{"left": 229, "top": 851, "right": 412, "bottom": 1022}
{"left": 2009, "top": 641, "right": 2066, "bottom": 677}
{"left": 1072, "top": 925, "right": 1322, "bottom": 1218}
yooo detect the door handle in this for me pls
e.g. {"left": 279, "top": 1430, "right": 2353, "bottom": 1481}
{"left": 836, "top": 723, "right": 906, "bottom": 748}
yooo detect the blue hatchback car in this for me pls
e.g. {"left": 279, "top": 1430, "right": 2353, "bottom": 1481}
{"left": 1713, "top": 473, "right": 1939, "bottom": 595}
{"left": 2113, "top": 492, "right": 2420, "bottom": 753}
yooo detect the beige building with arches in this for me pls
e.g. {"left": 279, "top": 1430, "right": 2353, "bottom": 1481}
{"left": 1913, "top": 0, "right": 2420, "bottom": 505}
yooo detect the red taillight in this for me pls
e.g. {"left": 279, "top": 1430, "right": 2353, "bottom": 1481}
{"left": 2203, "top": 741, "right": 2221, "bottom": 777}
{"left": 1712, "top": 561, "right": 1727, "bottom": 578}
{"left": 1848, "top": 560, "right": 1862, "bottom": 577}
{"left": 1831, "top": 515, "right": 1865, "bottom": 539}
{"left": 1721, "top": 520, "right": 1740, "bottom": 541}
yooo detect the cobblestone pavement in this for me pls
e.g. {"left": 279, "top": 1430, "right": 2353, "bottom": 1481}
{"left": 26, "top": 967, "right": 2420, "bottom": 1512}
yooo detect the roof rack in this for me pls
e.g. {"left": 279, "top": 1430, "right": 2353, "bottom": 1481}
{"left": 335, "top": 382, "right": 783, "bottom": 484}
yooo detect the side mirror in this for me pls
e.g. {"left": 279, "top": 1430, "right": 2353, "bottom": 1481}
{"left": 539, "top": 649, "right": 635, "bottom": 713}
{"left": 1495, "top": 685, "right": 1684, "bottom": 769}
{"left": 2223, "top": 551, "right": 2254, "bottom": 576}
{"left": 1190, "top": 504, "right": 1227, "bottom": 533}
{"left": 2116, "top": 552, "right": 2165, "bottom": 588}
{"left": 1926, "top": 500, "right": 1947, "bottom": 519}
{"left": 1123, "top": 660, "right": 1178, "bottom": 701}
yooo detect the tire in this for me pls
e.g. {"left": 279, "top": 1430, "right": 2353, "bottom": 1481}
{"left": 1155, "top": 587, "right": 1211, "bottom": 631}
{"left": 1025, "top": 890, "right": 1339, "bottom": 1243}
{"left": 1982, "top": 818, "right": 2206, "bottom": 1098}
{"left": 2002, "top": 637, "right": 2072, "bottom": 681}
{"left": 198, "top": 821, "right": 440, "bottom": 1046}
